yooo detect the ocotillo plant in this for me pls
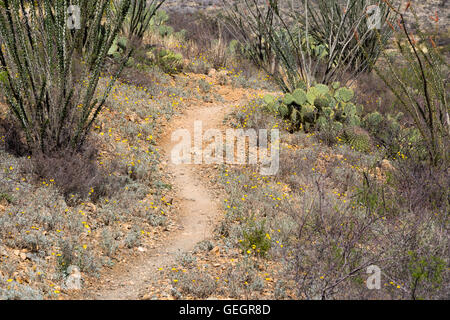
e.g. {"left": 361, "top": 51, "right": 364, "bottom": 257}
{"left": 367, "top": 1, "right": 449, "bottom": 166}
{"left": 112, "top": 0, "right": 166, "bottom": 47}
{"left": 294, "top": 0, "right": 393, "bottom": 84}
{"left": 223, "top": 0, "right": 393, "bottom": 92}
{"left": 0, "top": 0, "right": 131, "bottom": 153}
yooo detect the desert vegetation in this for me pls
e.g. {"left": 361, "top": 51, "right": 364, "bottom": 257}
{"left": 0, "top": 0, "right": 448, "bottom": 300}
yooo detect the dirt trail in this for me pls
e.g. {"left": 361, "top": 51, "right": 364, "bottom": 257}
{"left": 84, "top": 85, "right": 251, "bottom": 300}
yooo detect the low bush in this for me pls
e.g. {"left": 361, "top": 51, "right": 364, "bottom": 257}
{"left": 22, "top": 144, "right": 123, "bottom": 203}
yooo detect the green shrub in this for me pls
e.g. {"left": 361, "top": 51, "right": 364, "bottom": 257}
{"left": 158, "top": 24, "right": 174, "bottom": 38}
{"left": 156, "top": 49, "right": 183, "bottom": 74}
{"left": 240, "top": 220, "right": 271, "bottom": 257}
{"left": 407, "top": 251, "right": 446, "bottom": 299}
{"left": 0, "top": 192, "right": 13, "bottom": 204}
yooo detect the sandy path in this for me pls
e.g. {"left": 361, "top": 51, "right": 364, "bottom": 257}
{"left": 72, "top": 76, "right": 262, "bottom": 300}
{"left": 87, "top": 98, "right": 235, "bottom": 300}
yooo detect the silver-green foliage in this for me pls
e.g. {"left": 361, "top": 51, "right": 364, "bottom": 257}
{"left": 0, "top": 0, "right": 132, "bottom": 152}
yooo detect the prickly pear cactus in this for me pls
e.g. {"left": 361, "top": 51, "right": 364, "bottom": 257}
{"left": 277, "top": 103, "right": 290, "bottom": 118}
{"left": 343, "top": 103, "right": 357, "bottom": 117}
{"left": 290, "top": 108, "right": 301, "bottom": 127}
{"left": 263, "top": 94, "right": 276, "bottom": 105}
{"left": 332, "top": 121, "right": 343, "bottom": 132}
{"left": 346, "top": 114, "right": 361, "bottom": 126}
{"left": 300, "top": 104, "right": 317, "bottom": 124}
{"left": 363, "top": 111, "right": 384, "bottom": 129}
{"left": 158, "top": 49, "right": 183, "bottom": 73}
{"left": 292, "top": 89, "right": 307, "bottom": 106}
{"left": 108, "top": 36, "right": 128, "bottom": 56}
{"left": 386, "top": 113, "right": 402, "bottom": 133}
{"left": 283, "top": 93, "right": 295, "bottom": 106}
{"left": 314, "top": 96, "right": 329, "bottom": 110}
{"left": 263, "top": 82, "right": 365, "bottom": 134}
{"left": 322, "top": 106, "right": 334, "bottom": 119}
{"left": 306, "top": 87, "right": 320, "bottom": 105}
{"left": 314, "top": 84, "right": 330, "bottom": 95}
{"left": 332, "top": 81, "right": 341, "bottom": 90}
{"left": 342, "top": 103, "right": 360, "bottom": 125}
{"left": 316, "top": 116, "right": 329, "bottom": 130}
{"left": 335, "top": 87, "right": 354, "bottom": 103}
